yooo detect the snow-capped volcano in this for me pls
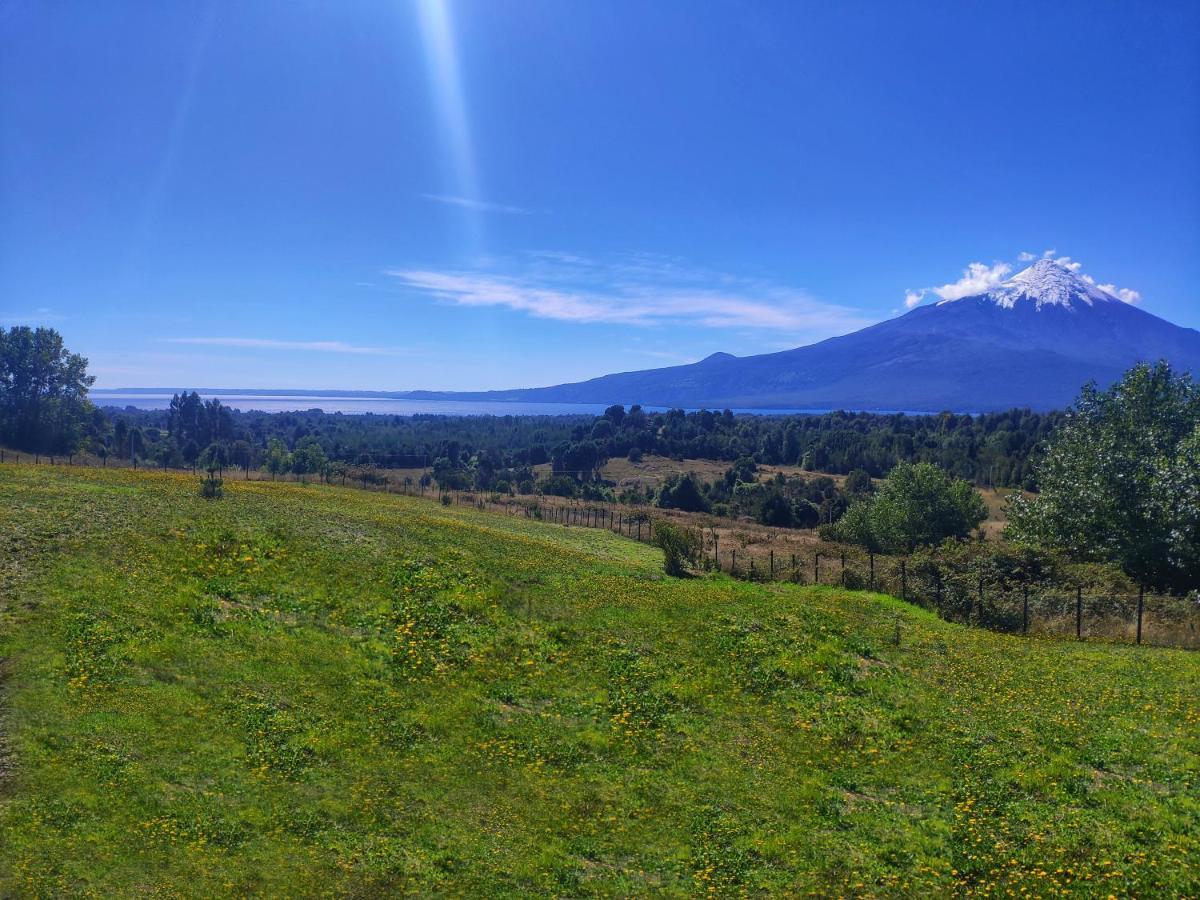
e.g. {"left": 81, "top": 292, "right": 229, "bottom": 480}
{"left": 938, "top": 258, "right": 1119, "bottom": 310}
{"left": 403, "top": 258, "right": 1200, "bottom": 412}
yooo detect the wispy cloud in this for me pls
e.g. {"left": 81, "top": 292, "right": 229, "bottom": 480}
{"left": 904, "top": 261, "right": 1012, "bottom": 308}
{"left": 1017, "top": 250, "right": 1036, "bottom": 261}
{"left": 1080, "top": 274, "right": 1141, "bottom": 304}
{"left": 420, "top": 193, "right": 532, "bottom": 215}
{"left": 386, "top": 254, "right": 872, "bottom": 337}
{"left": 1, "top": 307, "right": 65, "bottom": 326}
{"left": 164, "top": 337, "right": 400, "bottom": 355}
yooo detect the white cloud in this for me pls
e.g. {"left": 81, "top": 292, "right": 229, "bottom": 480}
{"left": 386, "top": 255, "right": 872, "bottom": 337}
{"left": 1017, "top": 251, "right": 1036, "bottom": 261}
{"left": 907, "top": 252, "right": 1144, "bottom": 308}
{"left": 420, "top": 193, "right": 532, "bottom": 215}
{"left": 164, "top": 337, "right": 400, "bottom": 355}
{"left": 1041, "top": 248, "right": 1057, "bottom": 258}
{"left": 923, "top": 261, "right": 1012, "bottom": 302}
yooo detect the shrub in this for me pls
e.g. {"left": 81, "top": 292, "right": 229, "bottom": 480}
{"left": 200, "top": 473, "right": 223, "bottom": 500}
{"left": 653, "top": 521, "right": 700, "bottom": 577}
{"left": 822, "top": 462, "right": 986, "bottom": 553}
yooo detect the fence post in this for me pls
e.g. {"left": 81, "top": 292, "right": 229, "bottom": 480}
{"left": 750, "top": 558, "right": 756, "bottom": 579}
{"left": 978, "top": 575, "right": 985, "bottom": 626}
{"left": 637, "top": 522, "right": 642, "bottom": 542}
{"left": 791, "top": 553, "right": 797, "bottom": 582}
{"left": 1076, "top": 586, "right": 1083, "bottom": 640}
{"left": 769, "top": 550, "right": 774, "bottom": 579}
{"left": 731, "top": 549, "right": 736, "bottom": 575}
{"left": 841, "top": 552, "right": 846, "bottom": 587}
{"left": 900, "top": 560, "right": 907, "bottom": 602}
{"left": 1136, "top": 585, "right": 1144, "bottom": 645}
{"left": 1022, "top": 584, "right": 1029, "bottom": 635}
{"left": 868, "top": 551, "right": 874, "bottom": 590}
{"left": 813, "top": 552, "right": 820, "bottom": 584}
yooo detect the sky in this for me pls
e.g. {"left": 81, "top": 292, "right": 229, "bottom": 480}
{"left": 2, "top": 0, "right": 1198, "bottom": 391}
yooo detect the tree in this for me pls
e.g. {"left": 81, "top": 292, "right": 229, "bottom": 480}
{"left": 1006, "top": 362, "right": 1200, "bottom": 592}
{"left": 653, "top": 521, "right": 700, "bottom": 577}
{"left": 758, "top": 492, "right": 794, "bottom": 528}
{"left": 291, "top": 437, "right": 329, "bottom": 482}
{"left": 264, "top": 438, "right": 292, "bottom": 480}
{"left": 0, "top": 326, "right": 95, "bottom": 453}
{"left": 843, "top": 469, "right": 875, "bottom": 500}
{"left": 824, "top": 462, "right": 986, "bottom": 553}
{"left": 657, "top": 473, "right": 710, "bottom": 513}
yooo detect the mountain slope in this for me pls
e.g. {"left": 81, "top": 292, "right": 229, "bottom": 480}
{"left": 408, "top": 260, "right": 1200, "bottom": 411}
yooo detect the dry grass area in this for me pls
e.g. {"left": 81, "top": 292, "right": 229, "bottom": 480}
{"left": 600, "top": 454, "right": 848, "bottom": 491}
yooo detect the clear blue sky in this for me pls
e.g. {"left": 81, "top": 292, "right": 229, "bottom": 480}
{"left": 2, "top": 0, "right": 1197, "bottom": 390}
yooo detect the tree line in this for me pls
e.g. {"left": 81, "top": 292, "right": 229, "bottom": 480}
{"left": 4, "top": 328, "right": 1196, "bottom": 593}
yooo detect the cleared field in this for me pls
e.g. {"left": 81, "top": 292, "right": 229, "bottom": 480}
{"left": 1, "top": 465, "right": 1197, "bottom": 896}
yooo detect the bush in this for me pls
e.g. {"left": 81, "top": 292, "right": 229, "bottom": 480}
{"left": 653, "top": 521, "right": 700, "bottom": 577}
{"left": 822, "top": 462, "right": 986, "bottom": 553}
{"left": 657, "top": 473, "right": 711, "bottom": 513}
{"left": 441, "top": 494, "right": 452, "bottom": 506}
{"left": 200, "top": 474, "right": 223, "bottom": 500}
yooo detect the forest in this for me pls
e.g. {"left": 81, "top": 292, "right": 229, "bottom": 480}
{"left": 91, "top": 395, "right": 1059, "bottom": 490}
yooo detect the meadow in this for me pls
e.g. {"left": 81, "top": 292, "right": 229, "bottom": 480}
{"left": 0, "top": 464, "right": 1197, "bottom": 896}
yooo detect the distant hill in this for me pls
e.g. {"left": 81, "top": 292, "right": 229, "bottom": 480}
{"left": 403, "top": 260, "right": 1200, "bottom": 412}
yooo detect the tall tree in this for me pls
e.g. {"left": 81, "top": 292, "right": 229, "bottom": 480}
{"left": 1006, "top": 362, "right": 1200, "bottom": 592}
{"left": 0, "top": 327, "right": 95, "bottom": 453}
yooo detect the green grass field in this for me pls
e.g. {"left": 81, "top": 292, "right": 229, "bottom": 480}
{"left": 1, "top": 465, "right": 1197, "bottom": 897}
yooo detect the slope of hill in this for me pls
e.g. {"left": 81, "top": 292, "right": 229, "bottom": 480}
{"left": 406, "top": 260, "right": 1200, "bottom": 412}
{"left": 1, "top": 465, "right": 1197, "bottom": 895}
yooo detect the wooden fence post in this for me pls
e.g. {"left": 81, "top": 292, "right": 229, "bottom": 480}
{"left": 868, "top": 551, "right": 874, "bottom": 590}
{"left": 841, "top": 552, "right": 846, "bottom": 587}
{"left": 1076, "top": 586, "right": 1083, "bottom": 640}
{"left": 1136, "top": 585, "right": 1144, "bottom": 645}
{"left": 731, "top": 549, "right": 736, "bottom": 575}
{"left": 769, "top": 550, "right": 774, "bottom": 579}
{"left": 900, "top": 560, "right": 907, "bottom": 602}
{"left": 977, "top": 575, "right": 985, "bottom": 626}
{"left": 813, "top": 552, "right": 820, "bottom": 584}
{"left": 1022, "top": 584, "right": 1029, "bottom": 635}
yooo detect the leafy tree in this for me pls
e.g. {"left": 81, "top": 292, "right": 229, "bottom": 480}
{"left": 824, "top": 462, "right": 986, "bottom": 553}
{"left": 263, "top": 438, "right": 292, "bottom": 480}
{"left": 843, "top": 469, "right": 875, "bottom": 500}
{"left": 657, "top": 473, "right": 710, "bottom": 513}
{"left": 653, "top": 521, "right": 700, "bottom": 577}
{"left": 291, "top": 436, "right": 329, "bottom": 481}
{"left": 1006, "top": 362, "right": 1200, "bottom": 592}
{"left": 0, "top": 326, "right": 95, "bottom": 453}
{"left": 758, "top": 492, "right": 794, "bottom": 527}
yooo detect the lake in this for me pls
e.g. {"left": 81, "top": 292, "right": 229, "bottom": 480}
{"left": 90, "top": 392, "right": 833, "bottom": 416}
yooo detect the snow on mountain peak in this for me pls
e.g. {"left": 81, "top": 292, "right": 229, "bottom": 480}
{"left": 937, "top": 258, "right": 1117, "bottom": 310}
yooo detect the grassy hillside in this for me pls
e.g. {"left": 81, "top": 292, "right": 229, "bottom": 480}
{"left": 1, "top": 465, "right": 1197, "bottom": 897}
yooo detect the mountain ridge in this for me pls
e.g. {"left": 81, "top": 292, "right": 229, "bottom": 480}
{"left": 399, "top": 260, "right": 1200, "bottom": 412}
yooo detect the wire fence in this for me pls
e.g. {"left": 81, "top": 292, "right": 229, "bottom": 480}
{"left": 5, "top": 450, "right": 1197, "bottom": 651}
